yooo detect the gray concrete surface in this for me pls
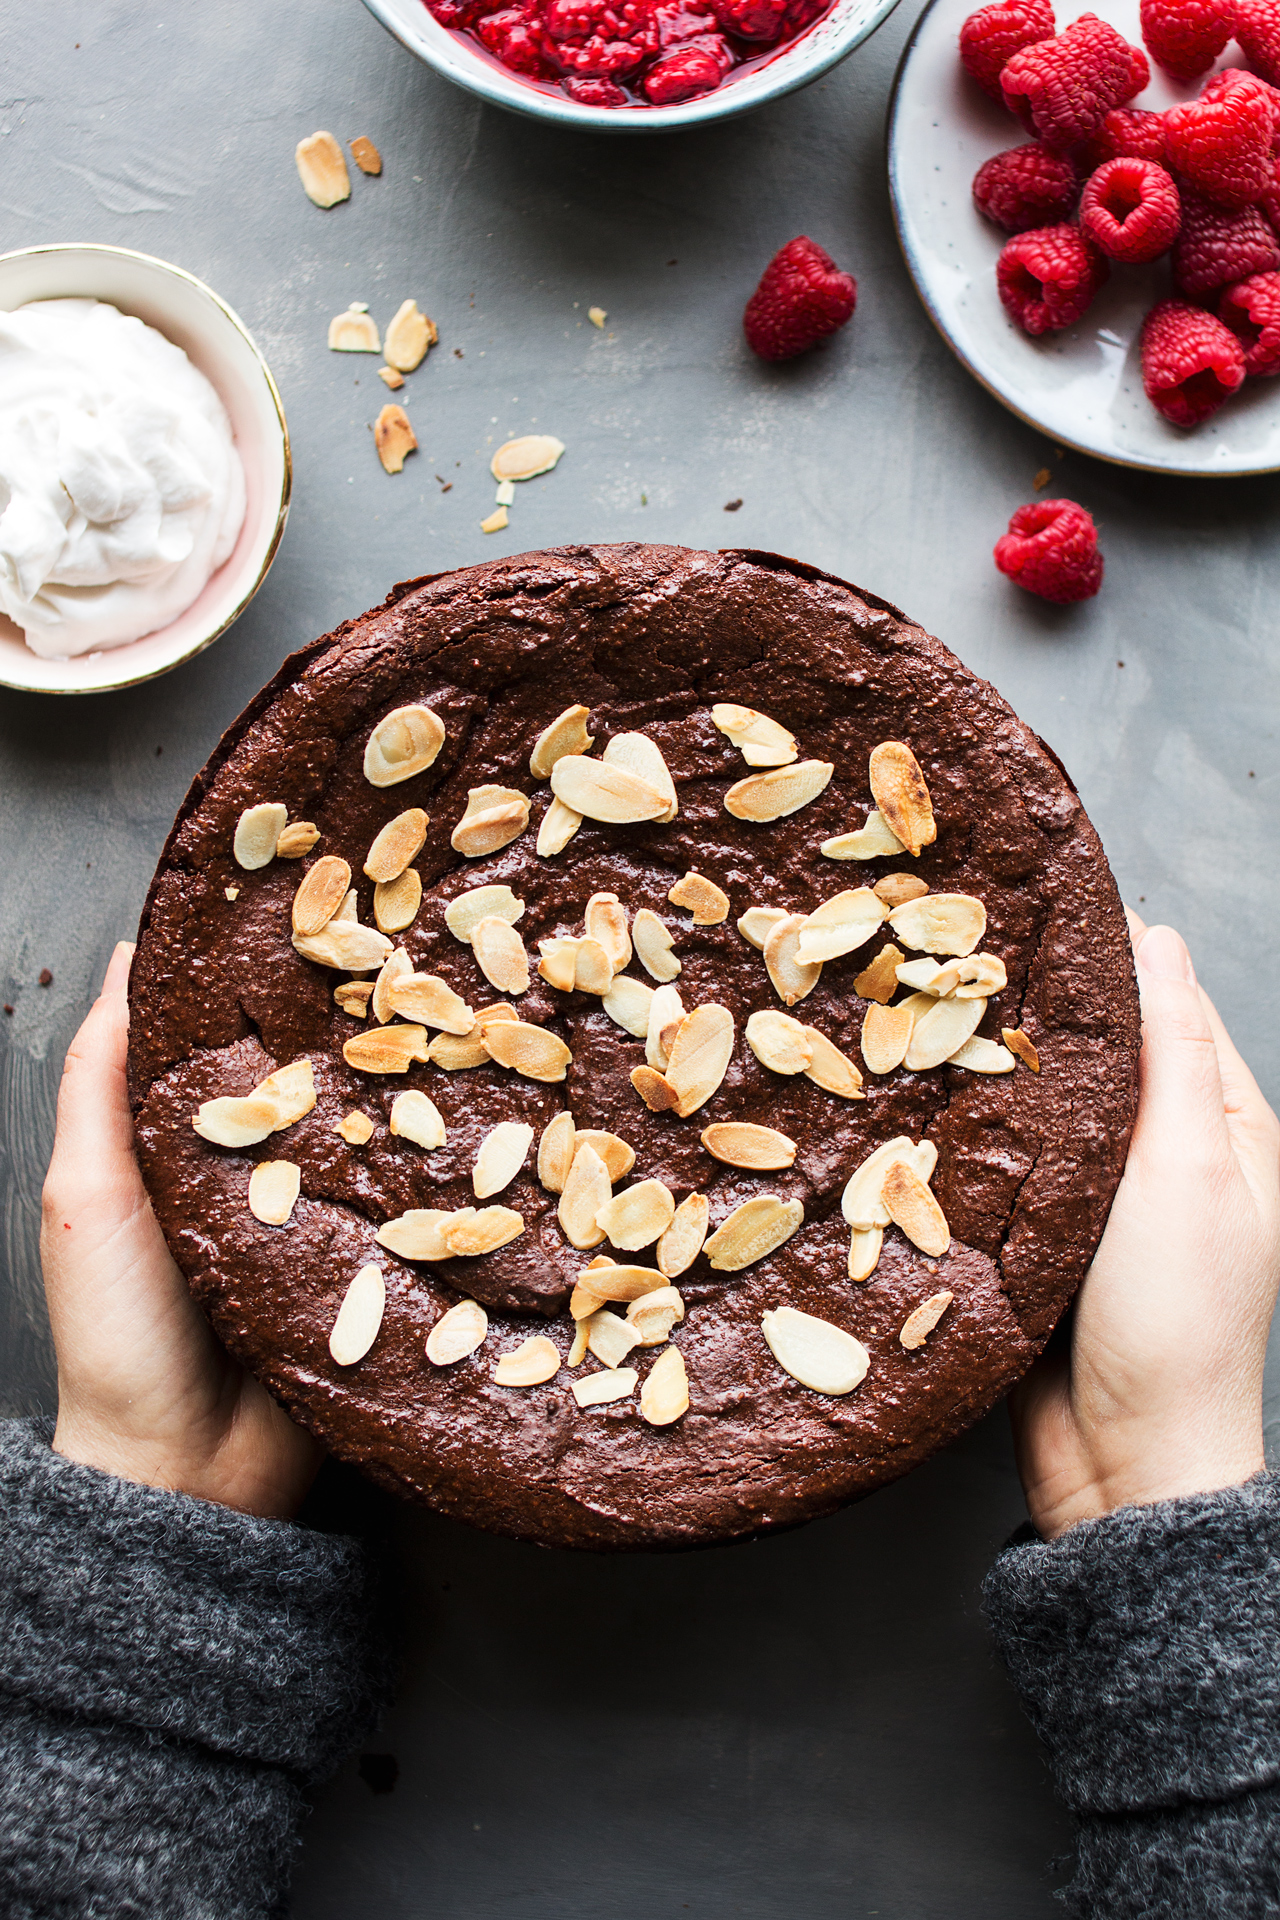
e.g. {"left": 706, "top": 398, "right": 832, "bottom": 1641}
{"left": 2, "top": 1, "right": 1278, "bottom": 1914}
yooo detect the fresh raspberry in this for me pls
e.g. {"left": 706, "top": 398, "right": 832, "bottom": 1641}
{"left": 709, "top": 0, "right": 788, "bottom": 37}
{"left": 959, "top": 0, "right": 1055, "bottom": 97}
{"left": 1076, "top": 106, "right": 1168, "bottom": 169}
{"left": 644, "top": 33, "right": 730, "bottom": 98}
{"left": 972, "top": 143, "right": 1081, "bottom": 231}
{"left": 1173, "top": 189, "right": 1280, "bottom": 296}
{"left": 1235, "top": 0, "right": 1280, "bottom": 86}
{"left": 996, "top": 223, "right": 1109, "bottom": 333}
{"left": 1141, "top": 298, "right": 1246, "bottom": 422}
{"left": 1001, "top": 15, "right": 1149, "bottom": 150}
{"left": 475, "top": 7, "right": 554, "bottom": 72}
{"left": 1079, "top": 157, "right": 1181, "bottom": 260}
{"left": 1164, "top": 69, "right": 1278, "bottom": 207}
{"left": 1261, "top": 154, "right": 1280, "bottom": 229}
{"left": 562, "top": 73, "right": 630, "bottom": 99}
{"left": 428, "top": 0, "right": 491, "bottom": 26}
{"left": 1218, "top": 269, "right": 1280, "bottom": 370}
{"left": 1139, "top": 0, "right": 1232, "bottom": 78}
{"left": 994, "top": 499, "right": 1103, "bottom": 603}
{"left": 743, "top": 236, "right": 857, "bottom": 360}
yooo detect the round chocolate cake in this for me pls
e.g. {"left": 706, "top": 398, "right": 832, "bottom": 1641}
{"left": 128, "top": 545, "right": 1140, "bottom": 1550}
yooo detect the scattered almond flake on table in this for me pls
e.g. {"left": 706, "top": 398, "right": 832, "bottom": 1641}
{"left": 375, "top": 404, "right": 417, "bottom": 474}
{"left": 762, "top": 1306, "right": 870, "bottom": 1396}
{"left": 481, "top": 506, "right": 509, "bottom": 534}
{"left": 328, "top": 306, "right": 381, "bottom": 352}
{"left": 349, "top": 135, "right": 382, "bottom": 175}
{"left": 329, "top": 1265, "right": 386, "bottom": 1366}
{"left": 296, "top": 130, "right": 350, "bottom": 207}
{"left": 378, "top": 366, "right": 404, "bottom": 389}
{"left": 588, "top": 306, "right": 607, "bottom": 328}
{"left": 495, "top": 480, "right": 515, "bottom": 505}
{"left": 900, "top": 1290, "right": 955, "bottom": 1351}
{"left": 384, "top": 300, "right": 436, "bottom": 372}
{"left": 491, "top": 434, "right": 565, "bottom": 482}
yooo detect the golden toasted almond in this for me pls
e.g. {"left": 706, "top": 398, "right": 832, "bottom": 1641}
{"left": 800, "top": 1028, "right": 865, "bottom": 1099}
{"left": 657, "top": 1193, "right": 709, "bottom": 1278}
{"left": 291, "top": 856, "right": 353, "bottom": 937}
{"left": 428, "top": 1030, "right": 488, "bottom": 1070}
{"left": 869, "top": 742, "right": 936, "bottom": 857}
{"left": 895, "top": 957, "right": 964, "bottom": 997}
{"left": 575, "top": 1130, "right": 635, "bottom": 1183}
{"left": 602, "top": 731, "right": 677, "bottom": 821}
{"left": 425, "top": 1298, "right": 488, "bottom": 1365}
{"left": 882, "top": 1160, "right": 950, "bottom": 1257}
{"left": 585, "top": 1309, "right": 640, "bottom": 1369}
{"left": 349, "top": 134, "right": 382, "bottom": 174}
{"left": 384, "top": 299, "right": 435, "bottom": 372}
{"left": 328, "top": 306, "right": 381, "bottom": 352}
{"left": 854, "top": 943, "right": 905, "bottom": 1005}
{"left": 473, "top": 1121, "right": 534, "bottom": 1198}
{"left": 335, "top": 1110, "right": 375, "bottom": 1145}
{"left": 481, "top": 1019, "right": 572, "bottom": 1083}
{"left": 627, "top": 1285, "right": 685, "bottom": 1345}
{"left": 495, "top": 1335, "right": 561, "bottom": 1387}
{"left": 900, "top": 1290, "right": 955, "bottom": 1351}
{"left": 665, "top": 1003, "right": 735, "bottom": 1118}
{"left": 888, "top": 893, "right": 987, "bottom": 959}
{"left": 194, "top": 1094, "right": 281, "bottom": 1147}
{"left": 530, "top": 704, "right": 594, "bottom": 778}
{"left": 737, "top": 905, "right": 790, "bottom": 950}
{"left": 364, "top": 705, "right": 445, "bottom": 787}
{"left": 1003, "top": 1027, "right": 1041, "bottom": 1072}
{"left": 860, "top": 1001, "right": 916, "bottom": 1076}
{"left": 471, "top": 916, "right": 531, "bottom": 996}
{"left": 249, "top": 1058, "right": 315, "bottom": 1127}
{"left": 631, "top": 1064, "right": 679, "bottom": 1112}
{"left": 370, "top": 946, "right": 411, "bottom": 1025}
{"left": 373, "top": 870, "right": 421, "bottom": 934}
{"left": 386, "top": 973, "right": 475, "bottom": 1034}
{"left": 948, "top": 1035, "right": 1017, "bottom": 1074}
{"left": 297, "top": 130, "right": 351, "bottom": 206}
{"left": 583, "top": 892, "right": 632, "bottom": 971}
{"left": 332, "top": 889, "right": 358, "bottom": 922}
{"left": 444, "top": 885, "right": 524, "bottom": 945}
{"left": 567, "top": 1318, "right": 591, "bottom": 1367}
{"left": 537, "top": 937, "right": 580, "bottom": 994}
{"left": 764, "top": 912, "right": 822, "bottom": 1008}
{"left": 840, "top": 1135, "right": 919, "bottom": 1229}
{"left": 329, "top": 1264, "right": 385, "bottom": 1366}
{"left": 762, "top": 1307, "right": 870, "bottom": 1395}
{"left": 710, "top": 702, "right": 798, "bottom": 768}
{"left": 444, "top": 1205, "right": 525, "bottom": 1257}
{"left": 558, "top": 1142, "right": 610, "bottom": 1250}
{"left": 903, "top": 995, "right": 984, "bottom": 1071}
{"left": 389, "top": 1089, "right": 446, "bottom": 1149}
{"left": 276, "top": 821, "right": 320, "bottom": 859}
{"left": 572, "top": 1366, "right": 638, "bottom": 1408}
{"left": 596, "top": 1179, "right": 676, "bottom": 1251}
{"left": 451, "top": 786, "right": 531, "bottom": 858}
{"left": 795, "top": 887, "right": 888, "bottom": 966}
{"left": 378, "top": 366, "right": 404, "bottom": 390}
{"left": 377, "top": 1208, "right": 454, "bottom": 1261}
{"left": 701, "top": 1121, "right": 796, "bottom": 1170}
{"left": 632, "top": 908, "right": 680, "bottom": 983}
{"left": 573, "top": 937, "right": 614, "bottom": 996}
{"left": 725, "top": 760, "right": 833, "bottom": 823}
{"left": 954, "top": 952, "right": 1008, "bottom": 999}
{"left": 364, "top": 808, "right": 428, "bottom": 883}
{"left": 572, "top": 1263, "right": 667, "bottom": 1308}
{"left": 491, "top": 434, "right": 565, "bottom": 482}
{"left": 481, "top": 506, "right": 508, "bottom": 535}
{"left": 704, "top": 1196, "right": 804, "bottom": 1272}
{"left": 602, "top": 973, "right": 654, "bottom": 1037}
{"left": 334, "top": 980, "right": 374, "bottom": 1017}
{"left": 820, "top": 809, "right": 906, "bottom": 862}
{"left": 645, "top": 982, "right": 685, "bottom": 1070}
{"left": 549, "top": 754, "right": 667, "bottom": 825}
{"left": 536, "top": 795, "right": 583, "bottom": 857}
{"left": 745, "top": 1008, "right": 811, "bottom": 1076}
{"left": 848, "top": 1225, "right": 884, "bottom": 1282}
{"left": 640, "top": 1343, "right": 690, "bottom": 1423}
{"left": 343, "top": 1025, "right": 430, "bottom": 1073}
{"left": 537, "top": 1112, "right": 576, "bottom": 1193}
{"left": 247, "top": 1160, "right": 301, "bottom": 1226}
{"left": 668, "top": 870, "right": 730, "bottom": 925}
{"left": 375, "top": 403, "right": 417, "bottom": 473}
{"left": 874, "top": 873, "right": 929, "bottom": 907}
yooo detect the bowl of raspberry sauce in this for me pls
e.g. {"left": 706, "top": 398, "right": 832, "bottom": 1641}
{"left": 361, "top": 0, "right": 901, "bottom": 127}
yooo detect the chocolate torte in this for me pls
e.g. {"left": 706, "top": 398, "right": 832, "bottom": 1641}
{"left": 128, "top": 545, "right": 1140, "bottom": 1550}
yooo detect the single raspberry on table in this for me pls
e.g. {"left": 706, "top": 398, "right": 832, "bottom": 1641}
{"left": 1164, "top": 69, "right": 1278, "bottom": 208}
{"left": 972, "top": 143, "right": 1081, "bottom": 231}
{"left": 959, "top": 0, "right": 1055, "bottom": 97}
{"left": 1235, "top": 0, "right": 1280, "bottom": 86}
{"left": 1139, "top": 0, "right": 1232, "bottom": 79}
{"left": 1079, "top": 157, "right": 1181, "bottom": 261}
{"left": 1077, "top": 106, "right": 1169, "bottom": 168}
{"left": 996, "top": 223, "right": 1109, "bottom": 333}
{"left": 1001, "top": 14, "right": 1149, "bottom": 150}
{"left": 743, "top": 236, "right": 857, "bottom": 360}
{"left": 709, "top": 0, "right": 789, "bottom": 39}
{"left": 1142, "top": 298, "right": 1246, "bottom": 422}
{"left": 994, "top": 499, "right": 1104, "bottom": 602}
{"left": 644, "top": 33, "right": 731, "bottom": 99}
{"left": 1219, "top": 270, "right": 1280, "bottom": 371}
{"left": 1173, "top": 190, "right": 1280, "bottom": 297}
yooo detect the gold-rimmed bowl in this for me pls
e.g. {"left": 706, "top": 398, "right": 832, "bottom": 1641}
{"left": 0, "top": 244, "right": 291, "bottom": 695}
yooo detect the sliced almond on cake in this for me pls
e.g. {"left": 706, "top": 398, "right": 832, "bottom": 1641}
{"left": 888, "top": 893, "right": 986, "bottom": 959}
{"left": 764, "top": 913, "right": 821, "bottom": 1007}
{"left": 386, "top": 972, "right": 475, "bottom": 1033}
{"left": 373, "top": 870, "right": 422, "bottom": 934}
{"left": 668, "top": 871, "right": 730, "bottom": 925}
{"left": 632, "top": 908, "right": 681, "bottom": 982}
{"left": 537, "top": 1111, "right": 577, "bottom": 1193}
{"left": 495, "top": 1335, "right": 561, "bottom": 1387}
{"left": 584, "top": 892, "right": 632, "bottom": 971}
{"left": 640, "top": 1344, "right": 690, "bottom": 1423}
{"left": 657, "top": 1192, "right": 710, "bottom": 1278}
{"left": 363, "top": 808, "right": 428, "bottom": 883}
{"left": 900, "top": 1291, "right": 955, "bottom": 1350}
{"left": 868, "top": 742, "right": 936, "bottom": 857}
{"left": 329, "top": 1264, "right": 385, "bottom": 1366}
{"left": 451, "top": 786, "right": 531, "bottom": 858}
{"left": 794, "top": 887, "right": 888, "bottom": 965}
{"left": 389, "top": 1089, "right": 447, "bottom": 1149}
{"left": 425, "top": 1298, "right": 488, "bottom": 1365}
{"left": 701, "top": 1122, "right": 797, "bottom": 1170}
{"left": 725, "top": 760, "right": 833, "bottom": 822}
{"left": 233, "top": 802, "right": 288, "bottom": 869}
{"left": 761, "top": 1307, "right": 869, "bottom": 1395}
{"left": 530, "top": 704, "right": 594, "bottom": 778}
{"left": 363, "top": 705, "right": 445, "bottom": 787}
{"left": 745, "top": 1009, "right": 812, "bottom": 1076}
{"left": 558, "top": 1142, "right": 611, "bottom": 1249}
{"left": 291, "top": 855, "right": 352, "bottom": 936}
{"left": 704, "top": 1196, "right": 804, "bottom": 1271}
{"left": 473, "top": 1121, "right": 534, "bottom": 1197}
{"left": 881, "top": 1161, "right": 950, "bottom": 1258}
{"left": 711, "top": 702, "right": 798, "bottom": 768}
{"left": 481, "top": 1020, "right": 572, "bottom": 1083}
{"left": 595, "top": 1179, "right": 676, "bottom": 1251}
{"left": 247, "top": 1160, "right": 301, "bottom": 1226}
{"left": 549, "top": 755, "right": 667, "bottom": 825}
{"left": 820, "top": 810, "right": 905, "bottom": 861}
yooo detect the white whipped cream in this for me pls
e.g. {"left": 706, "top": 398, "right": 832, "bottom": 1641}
{"left": 0, "top": 298, "right": 246, "bottom": 658}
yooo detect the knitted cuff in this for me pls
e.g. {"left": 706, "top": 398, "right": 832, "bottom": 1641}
{"left": 983, "top": 1474, "right": 1280, "bottom": 1816}
{"left": 0, "top": 1418, "right": 394, "bottom": 1780}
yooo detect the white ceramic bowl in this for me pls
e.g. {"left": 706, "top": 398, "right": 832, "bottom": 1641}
{"left": 362, "top": 0, "right": 902, "bottom": 131}
{"left": 0, "top": 244, "right": 291, "bottom": 695}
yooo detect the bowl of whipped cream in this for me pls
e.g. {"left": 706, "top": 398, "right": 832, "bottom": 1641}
{"left": 0, "top": 244, "right": 290, "bottom": 694}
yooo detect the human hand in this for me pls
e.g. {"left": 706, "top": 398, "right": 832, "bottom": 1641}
{"left": 1011, "top": 918, "right": 1280, "bottom": 1541}
{"left": 42, "top": 941, "right": 322, "bottom": 1519}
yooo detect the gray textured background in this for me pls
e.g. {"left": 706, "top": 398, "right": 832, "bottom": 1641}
{"left": 2, "top": 1, "right": 1277, "bottom": 1914}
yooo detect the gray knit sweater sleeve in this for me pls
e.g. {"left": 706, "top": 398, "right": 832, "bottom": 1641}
{"left": 984, "top": 1475, "right": 1280, "bottom": 1918}
{"left": 0, "top": 1417, "right": 394, "bottom": 1920}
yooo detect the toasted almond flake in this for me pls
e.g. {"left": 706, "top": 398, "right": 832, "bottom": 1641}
{"left": 343, "top": 1024, "right": 430, "bottom": 1073}
{"left": 530, "top": 704, "right": 594, "bottom": 778}
{"left": 726, "top": 760, "right": 833, "bottom": 823}
{"left": 377, "top": 1208, "right": 453, "bottom": 1261}
{"left": 225, "top": 886, "right": 240, "bottom": 901}
{"left": 874, "top": 873, "right": 929, "bottom": 907}
{"left": 588, "top": 305, "right": 607, "bottom": 328}
{"left": 628, "top": 1287, "right": 686, "bottom": 1347}
{"left": 334, "top": 980, "right": 374, "bottom": 1016}
{"left": 491, "top": 434, "right": 565, "bottom": 483}
{"left": 384, "top": 299, "right": 436, "bottom": 372}
{"left": 711, "top": 702, "right": 798, "bottom": 768}
{"left": 737, "top": 905, "right": 789, "bottom": 950}
{"left": 364, "top": 808, "right": 429, "bottom": 883}
{"left": 882, "top": 1161, "right": 950, "bottom": 1257}
{"left": 374, "top": 869, "right": 422, "bottom": 934}
{"left": 389, "top": 1089, "right": 447, "bottom": 1149}
{"left": 854, "top": 944, "right": 905, "bottom": 1005}
{"left": 335, "top": 1109, "right": 375, "bottom": 1145}
{"left": 954, "top": 952, "right": 1008, "bottom": 999}
{"left": 571, "top": 1263, "right": 666, "bottom": 1309}
{"left": 567, "top": 1320, "right": 590, "bottom": 1366}
{"left": 900, "top": 1290, "right": 955, "bottom": 1350}
{"left": 820, "top": 809, "right": 905, "bottom": 861}
{"left": 869, "top": 742, "right": 936, "bottom": 857}
{"left": 631, "top": 1064, "right": 679, "bottom": 1111}
{"left": 444, "top": 884, "right": 524, "bottom": 945}
{"left": 495, "top": 477, "right": 516, "bottom": 503}
{"left": 602, "top": 973, "right": 654, "bottom": 1038}
{"left": 364, "top": 705, "right": 445, "bottom": 787}
{"left": 860, "top": 1000, "right": 915, "bottom": 1076}
{"left": 762, "top": 1306, "right": 869, "bottom": 1396}
{"left": 585, "top": 1308, "right": 641, "bottom": 1369}
{"left": 550, "top": 755, "right": 667, "bottom": 825}
{"left": 596, "top": 1179, "right": 676, "bottom": 1251}
{"left": 471, "top": 916, "right": 530, "bottom": 996}
{"left": 764, "top": 913, "right": 821, "bottom": 1008}
{"left": 481, "top": 506, "right": 508, "bottom": 534}
{"left": 537, "top": 937, "right": 580, "bottom": 994}
{"left": 895, "top": 956, "right": 964, "bottom": 997}
{"left": 537, "top": 1111, "right": 576, "bottom": 1192}
{"left": 657, "top": 1193, "right": 709, "bottom": 1277}
{"left": 248, "top": 1159, "right": 301, "bottom": 1226}
{"left": 350, "top": 134, "right": 382, "bottom": 173}
{"left": 371, "top": 946, "right": 412, "bottom": 1024}
{"left": 328, "top": 307, "right": 381, "bottom": 352}
{"left": 841, "top": 1135, "right": 923, "bottom": 1229}
{"left": 473, "top": 1121, "right": 534, "bottom": 1197}
{"left": 701, "top": 1121, "right": 796, "bottom": 1170}
{"left": 645, "top": 982, "right": 685, "bottom": 1070}
{"left": 665, "top": 1003, "right": 734, "bottom": 1118}
{"left": 376, "top": 403, "right": 417, "bottom": 473}
{"left": 668, "top": 871, "right": 730, "bottom": 925}
{"left": 378, "top": 365, "right": 404, "bottom": 389}
{"left": 848, "top": 1225, "right": 883, "bottom": 1282}
{"left": 481, "top": 1019, "right": 571, "bottom": 1082}
{"left": 193, "top": 1094, "right": 280, "bottom": 1148}
{"left": 296, "top": 130, "right": 350, "bottom": 207}
{"left": 536, "top": 795, "right": 582, "bottom": 857}
{"left": 426, "top": 1298, "right": 488, "bottom": 1365}
{"left": 603, "top": 732, "right": 678, "bottom": 822}
{"left": 572, "top": 1367, "right": 637, "bottom": 1408}
{"left": 495, "top": 1335, "right": 561, "bottom": 1387}
{"left": 632, "top": 908, "right": 680, "bottom": 982}
{"left": 742, "top": 1009, "right": 808, "bottom": 1078}
{"left": 704, "top": 1195, "right": 804, "bottom": 1272}
{"left": 903, "top": 995, "right": 984, "bottom": 1071}
{"left": 428, "top": 1030, "right": 489, "bottom": 1070}
{"left": 387, "top": 972, "right": 475, "bottom": 1034}
{"left": 233, "top": 801, "right": 288, "bottom": 871}
{"left": 558, "top": 1142, "right": 610, "bottom": 1249}
{"left": 291, "top": 855, "right": 353, "bottom": 937}
{"left": 948, "top": 1035, "right": 1016, "bottom": 1073}
{"left": 253, "top": 1059, "right": 316, "bottom": 1126}
{"left": 573, "top": 937, "right": 614, "bottom": 996}
{"left": 795, "top": 887, "right": 888, "bottom": 966}
{"left": 888, "top": 894, "right": 987, "bottom": 959}
{"left": 575, "top": 1130, "right": 635, "bottom": 1183}
{"left": 800, "top": 1028, "right": 865, "bottom": 1099}
{"left": 276, "top": 821, "right": 320, "bottom": 859}
{"left": 1003, "top": 1027, "right": 1041, "bottom": 1072}
{"left": 329, "top": 1264, "right": 385, "bottom": 1365}
{"left": 333, "top": 889, "right": 358, "bottom": 922}
{"left": 450, "top": 785, "right": 531, "bottom": 858}
{"left": 444, "top": 1205, "right": 525, "bottom": 1256}
{"left": 640, "top": 1343, "right": 689, "bottom": 1422}
{"left": 583, "top": 892, "right": 631, "bottom": 971}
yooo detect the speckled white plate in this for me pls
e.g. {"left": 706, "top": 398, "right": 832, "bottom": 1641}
{"left": 887, "top": 0, "right": 1280, "bottom": 474}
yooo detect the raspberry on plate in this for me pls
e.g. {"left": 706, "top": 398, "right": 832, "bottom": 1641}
{"left": 1173, "top": 190, "right": 1280, "bottom": 297}
{"left": 1164, "top": 69, "right": 1278, "bottom": 208}
{"left": 972, "top": 143, "right": 1081, "bottom": 232}
{"left": 743, "top": 236, "right": 857, "bottom": 361}
{"left": 1076, "top": 106, "right": 1168, "bottom": 169}
{"left": 1235, "top": 0, "right": 1280, "bottom": 86}
{"left": 959, "top": 0, "right": 1055, "bottom": 97}
{"left": 996, "top": 223, "right": 1109, "bottom": 333}
{"left": 1219, "top": 270, "right": 1280, "bottom": 371}
{"left": 1079, "top": 157, "right": 1181, "bottom": 261}
{"left": 1141, "top": 297, "right": 1247, "bottom": 422}
{"left": 994, "top": 498, "right": 1104, "bottom": 602}
{"left": 1139, "top": 0, "right": 1232, "bottom": 79}
{"left": 1001, "top": 14, "right": 1149, "bottom": 150}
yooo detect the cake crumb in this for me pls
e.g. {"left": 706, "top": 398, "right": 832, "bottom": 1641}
{"left": 588, "top": 306, "right": 607, "bottom": 328}
{"left": 724, "top": 498, "right": 743, "bottom": 512}
{"left": 38, "top": 968, "right": 52, "bottom": 987}
{"left": 1033, "top": 468, "right": 1050, "bottom": 490}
